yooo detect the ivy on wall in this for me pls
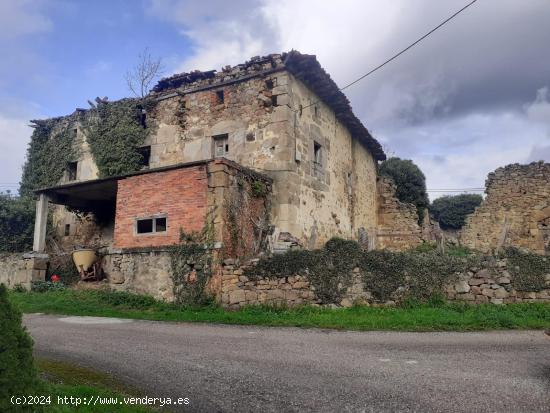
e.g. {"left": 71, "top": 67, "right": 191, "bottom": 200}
{"left": 83, "top": 98, "right": 156, "bottom": 178}
{"left": 169, "top": 225, "right": 215, "bottom": 307}
{"left": 20, "top": 119, "right": 77, "bottom": 197}
{"left": 502, "top": 247, "right": 550, "bottom": 292}
{"left": 0, "top": 195, "right": 35, "bottom": 252}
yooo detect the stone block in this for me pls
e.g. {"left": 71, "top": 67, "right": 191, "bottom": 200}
{"left": 497, "top": 277, "right": 510, "bottom": 284}
{"left": 229, "top": 290, "right": 246, "bottom": 304}
{"left": 493, "top": 288, "right": 508, "bottom": 299}
{"left": 468, "top": 278, "right": 485, "bottom": 286}
{"left": 458, "top": 293, "right": 475, "bottom": 301}
{"left": 454, "top": 281, "right": 470, "bottom": 293}
{"left": 481, "top": 288, "right": 494, "bottom": 297}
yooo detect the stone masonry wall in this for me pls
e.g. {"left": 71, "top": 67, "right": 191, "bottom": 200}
{"left": 219, "top": 258, "right": 550, "bottom": 309}
{"left": 376, "top": 176, "right": 423, "bottom": 251}
{"left": 0, "top": 253, "right": 48, "bottom": 290}
{"left": 461, "top": 162, "right": 550, "bottom": 254}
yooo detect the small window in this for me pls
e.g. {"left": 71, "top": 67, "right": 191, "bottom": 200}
{"left": 73, "top": 128, "right": 78, "bottom": 137}
{"left": 271, "top": 95, "right": 278, "bottom": 106}
{"left": 298, "top": 104, "right": 303, "bottom": 117}
{"left": 137, "top": 146, "right": 151, "bottom": 168}
{"left": 64, "top": 224, "right": 70, "bottom": 236}
{"left": 216, "top": 90, "right": 224, "bottom": 104}
{"left": 137, "top": 219, "right": 153, "bottom": 234}
{"left": 212, "top": 134, "right": 229, "bottom": 158}
{"left": 137, "top": 106, "right": 147, "bottom": 128}
{"left": 314, "top": 105, "right": 319, "bottom": 118}
{"left": 265, "top": 79, "right": 274, "bottom": 89}
{"left": 136, "top": 216, "right": 167, "bottom": 234}
{"left": 67, "top": 161, "right": 77, "bottom": 181}
{"left": 313, "top": 141, "right": 322, "bottom": 165}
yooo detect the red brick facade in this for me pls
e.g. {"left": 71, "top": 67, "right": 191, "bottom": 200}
{"left": 113, "top": 166, "right": 208, "bottom": 249}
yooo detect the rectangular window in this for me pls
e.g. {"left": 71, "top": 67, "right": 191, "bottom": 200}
{"left": 313, "top": 141, "right": 322, "bottom": 165}
{"left": 137, "top": 146, "right": 151, "bottom": 168}
{"left": 67, "top": 161, "right": 77, "bottom": 181}
{"left": 216, "top": 90, "right": 224, "bottom": 104}
{"left": 136, "top": 216, "right": 167, "bottom": 234}
{"left": 64, "top": 224, "right": 70, "bottom": 236}
{"left": 212, "top": 134, "right": 229, "bottom": 158}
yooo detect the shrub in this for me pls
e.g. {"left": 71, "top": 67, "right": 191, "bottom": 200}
{"left": 31, "top": 281, "right": 66, "bottom": 293}
{"left": 430, "top": 194, "right": 483, "bottom": 230}
{"left": 93, "top": 290, "right": 159, "bottom": 309}
{"left": 379, "top": 157, "right": 429, "bottom": 224}
{"left": 0, "top": 284, "right": 41, "bottom": 411}
{"left": 0, "top": 194, "right": 35, "bottom": 252}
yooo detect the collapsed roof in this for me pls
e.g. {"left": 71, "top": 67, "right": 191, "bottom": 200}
{"left": 153, "top": 51, "right": 386, "bottom": 161}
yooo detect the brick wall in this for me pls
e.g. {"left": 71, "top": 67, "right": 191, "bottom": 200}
{"left": 113, "top": 166, "right": 208, "bottom": 249}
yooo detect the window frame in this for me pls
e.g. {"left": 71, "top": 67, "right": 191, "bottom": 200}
{"left": 135, "top": 215, "right": 168, "bottom": 236}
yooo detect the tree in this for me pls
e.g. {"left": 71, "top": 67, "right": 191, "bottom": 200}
{"left": 0, "top": 194, "right": 35, "bottom": 252}
{"left": 430, "top": 194, "right": 483, "bottom": 230}
{"left": 379, "top": 157, "right": 429, "bottom": 224}
{"left": 0, "top": 285, "right": 40, "bottom": 412}
{"left": 125, "top": 48, "right": 163, "bottom": 98}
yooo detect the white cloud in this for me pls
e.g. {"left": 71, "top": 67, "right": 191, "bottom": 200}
{"left": 0, "top": 114, "right": 33, "bottom": 193}
{"left": 0, "top": 0, "right": 52, "bottom": 40}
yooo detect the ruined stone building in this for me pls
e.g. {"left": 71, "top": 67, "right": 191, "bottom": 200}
{"left": 461, "top": 162, "right": 550, "bottom": 254}
{"left": 25, "top": 51, "right": 425, "bottom": 298}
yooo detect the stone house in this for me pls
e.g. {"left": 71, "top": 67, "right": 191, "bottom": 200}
{"left": 27, "top": 51, "right": 423, "bottom": 298}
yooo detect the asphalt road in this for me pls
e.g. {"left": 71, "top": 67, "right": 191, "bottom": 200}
{"left": 24, "top": 314, "right": 549, "bottom": 413}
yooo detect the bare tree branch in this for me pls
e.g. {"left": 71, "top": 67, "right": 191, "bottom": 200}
{"left": 125, "top": 47, "right": 164, "bottom": 98}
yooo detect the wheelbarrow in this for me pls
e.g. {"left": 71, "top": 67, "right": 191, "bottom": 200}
{"left": 72, "top": 248, "right": 104, "bottom": 281}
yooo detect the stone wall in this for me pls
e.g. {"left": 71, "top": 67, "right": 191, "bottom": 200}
{"left": 0, "top": 253, "right": 48, "bottom": 290}
{"left": 217, "top": 258, "right": 550, "bottom": 309}
{"left": 376, "top": 176, "right": 423, "bottom": 251}
{"left": 461, "top": 162, "right": 550, "bottom": 254}
{"left": 102, "top": 250, "right": 173, "bottom": 301}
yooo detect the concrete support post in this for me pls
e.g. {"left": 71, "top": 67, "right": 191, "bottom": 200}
{"left": 33, "top": 194, "right": 49, "bottom": 252}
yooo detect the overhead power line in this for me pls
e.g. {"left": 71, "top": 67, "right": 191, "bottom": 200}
{"left": 299, "top": 0, "right": 478, "bottom": 112}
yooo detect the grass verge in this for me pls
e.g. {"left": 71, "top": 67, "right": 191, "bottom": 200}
{"left": 10, "top": 289, "right": 550, "bottom": 331}
{"left": 31, "top": 358, "right": 156, "bottom": 412}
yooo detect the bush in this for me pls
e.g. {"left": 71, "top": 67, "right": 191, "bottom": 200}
{"left": 0, "top": 194, "right": 35, "bottom": 252}
{"left": 31, "top": 281, "right": 66, "bottom": 293}
{"left": 430, "top": 194, "right": 483, "bottom": 230}
{"left": 379, "top": 157, "right": 429, "bottom": 224}
{"left": 0, "top": 284, "right": 41, "bottom": 411}
{"left": 93, "top": 290, "right": 159, "bottom": 309}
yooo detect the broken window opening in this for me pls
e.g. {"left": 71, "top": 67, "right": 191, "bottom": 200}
{"left": 212, "top": 134, "right": 229, "bottom": 158}
{"left": 314, "top": 105, "right": 319, "bottom": 118}
{"left": 64, "top": 224, "right": 70, "bottom": 236}
{"left": 216, "top": 90, "right": 225, "bottom": 104}
{"left": 265, "top": 79, "right": 274, "bottom": 89}
{"left": 313, "top": 141, "right": 322, "bottom": 165}
{"left": 298, "top": 104, "right": 303, "bottom": 117}
{"left": 137, "top": 146, "right": 151, "bottom": 168}
{"left": 271, "top": 95, "right": 278, "bottom": 106}
{"left": 136, "top": 216, "right": 167, "bottom": 234}
{"left": 67, "top": 161, "right": 77, "bottom": 181}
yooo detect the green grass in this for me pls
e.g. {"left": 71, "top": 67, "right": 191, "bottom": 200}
{"left": 29, "top": 358, "right": 157, "bottom": 412}
{"left": 9, "top": 289, "right": 550, "bottom": 331}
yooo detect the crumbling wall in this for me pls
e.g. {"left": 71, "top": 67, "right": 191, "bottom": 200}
{"left": 376, "top": 176, "right": 423, "bottom": 251}
{"left": 461, "top": 162, "right": 550, "bottom": 254}
{"left": 0, "top": 253, "right": 47, "bottom": 290}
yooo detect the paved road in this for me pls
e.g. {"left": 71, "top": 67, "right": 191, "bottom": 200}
{"left": 24, "top": 314, "right": 549, "bottom": 413}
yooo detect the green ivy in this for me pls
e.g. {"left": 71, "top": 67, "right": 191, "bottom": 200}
{"left": 20, "top": 118, "right": 77, "bottom": 197}
{"left": 502, "top": 247, "right": 549, "bottom": 292}
{"left": 82, "top": 98, "right": 156, "bottom": 178}
{"left": 247, "top": 238, "right": 361, "bottom": 304}
{"left": 169, "top": 227, "right": 215, "bottom": 307}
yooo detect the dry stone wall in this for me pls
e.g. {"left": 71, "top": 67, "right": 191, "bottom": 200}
{"left": 461, "top": 162, "right": 550, "bottom": 254}
{"left": 0, "top": 253, "right": 48, "bottom": 290}
{"left": 376, "top": 176, "right": 423, "bottom": 251}
{"left": 218, "top": 258, "right": 550, "bottom": 309}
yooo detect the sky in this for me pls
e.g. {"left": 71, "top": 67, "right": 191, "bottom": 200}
{"left": 0, "top": 0, "right": 549, "bottom": 198}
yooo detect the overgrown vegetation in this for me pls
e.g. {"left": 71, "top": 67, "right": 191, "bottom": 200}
{"left": 20, "top": 118, "right": 77, "bottom": 197}
{"left": 169, "top": 227, "right": 215, "bottom": 307}
{"left": 502, "top": 247, "right": 550, "bottom": 292}
{"left": 361, "top": 250, "right": 466, "bottom": 302}
{"left": 83, "top": 99, "right": 156, "bottom": 178}
{"left": 0, "top": 285, "right": 41, "bottom": 412}
{"left": 430, "top": 194, "right": 483, "bottom": 230}
{"left": 247, "top": 238, "right": 360, "bottom": 303}
{"left": 379, "top": 157, "right": 429, "bottom": 224}
{"left": 0, "top": 194, "right": 35, "bottom": 252}
{"left": 9, "top": 289, "right": 550, "bottom": 331}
